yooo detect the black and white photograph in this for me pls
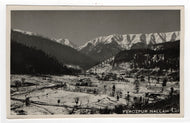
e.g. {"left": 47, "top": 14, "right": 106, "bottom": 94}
{"left": 7, "top": 6, "right": 184, "bottom": 118}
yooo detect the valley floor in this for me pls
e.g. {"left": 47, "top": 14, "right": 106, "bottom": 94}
{"left": 10, "top": 69, "right": 180, "bottom": 115}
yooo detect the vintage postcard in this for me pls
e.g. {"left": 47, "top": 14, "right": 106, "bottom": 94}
{"left": 6, "top": 6, "right": 184, "bottom": 118}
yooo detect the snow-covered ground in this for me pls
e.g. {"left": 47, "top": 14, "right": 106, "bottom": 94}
{"left": 10, "top": 69, "right": 179, "bottom": 115}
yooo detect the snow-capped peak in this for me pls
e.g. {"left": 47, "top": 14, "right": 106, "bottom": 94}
{"left": 63, "top": 39, "right": 70, "bottom": 46}
{"left": 12, "top": 29, "right": 37, "bottom": 36}
{"left": 79, "top": 31, "right": 180, "bottom": 50}
{"left": 12, "top": 29, "right": 78, "bottom": 49}
{"left": 79, "top": 34, "right": 117, "bottom": 50}
{"left": 54, "top": 38, "right": 77, "bottom": 49}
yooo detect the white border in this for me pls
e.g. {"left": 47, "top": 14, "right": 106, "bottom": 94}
{"left": 6, "top": 5, "right": 185, "bottom": 119}
{"left": 1, "top": 0, "right": 190, "bottom": 123}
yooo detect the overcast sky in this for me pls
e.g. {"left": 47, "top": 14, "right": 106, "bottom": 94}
{"left": 11, "top": 10, "right": 180, "bottom": 46}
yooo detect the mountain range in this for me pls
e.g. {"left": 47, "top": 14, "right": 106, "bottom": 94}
{"left": 79, "top": 31, "right": 180, "bottom": 62}
{"left": 11, "top": 29, "right": 180, "bottom": 74}
{"left": 79, "top": 31, "right": 180, "bottom": 50}
{"left": 11, "top": 29, "right": 97, "bottom": 71}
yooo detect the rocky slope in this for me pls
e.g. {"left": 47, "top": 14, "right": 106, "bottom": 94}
{"left": 79, "top": 31, "right": 180, "bottom": 62}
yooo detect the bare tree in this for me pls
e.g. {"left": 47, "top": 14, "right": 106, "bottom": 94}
{"left": 74, "top": 97, "right": 79, "bottom": 106}
{"left": 15, "top": 80, "right": 21, "bottom": 91}
{"left": 57, "top": 99, "right": 60, "bottom": 105}
{"left": 21, "top": 78, "right": 25, "bottom": 86}
{"left": 112, "top": 84, "right": 116, "bottom": 97}
{"left": 125, "top": 92, "right": 130, "bottom": 105}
